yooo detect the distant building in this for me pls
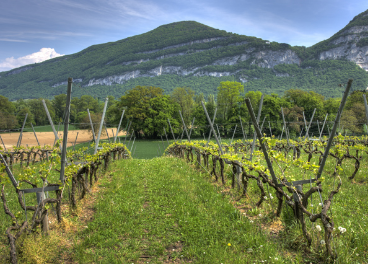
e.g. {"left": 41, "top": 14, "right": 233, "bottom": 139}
{"left": 265, "top": 41, "right": 270, "bottom": 44}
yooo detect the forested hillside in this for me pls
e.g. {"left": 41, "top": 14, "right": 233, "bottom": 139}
{"left": 1, "top": 10, "right": 368, "bottom": 100}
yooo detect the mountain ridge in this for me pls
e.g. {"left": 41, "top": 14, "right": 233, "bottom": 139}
{"left": 1, "top": 14, "right": 368, "bottom": 100}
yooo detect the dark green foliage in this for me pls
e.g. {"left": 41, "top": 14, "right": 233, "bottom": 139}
{"left": 356, "top": 37, "right": 368, "bottom": 47}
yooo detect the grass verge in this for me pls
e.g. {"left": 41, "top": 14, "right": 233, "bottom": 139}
{"left": 71, "top": 157, "right": 293, "bottom": 263}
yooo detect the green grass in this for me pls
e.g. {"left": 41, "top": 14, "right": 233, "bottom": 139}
{"left": 127, "top": 138, "right": 173, "bottom": 159}
{"left": 74, "top": 157, "right": 293, "bottom": 263}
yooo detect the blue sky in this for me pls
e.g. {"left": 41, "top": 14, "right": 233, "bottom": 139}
{"left": 1, "top": 0, "right": 367, "bottom": 72}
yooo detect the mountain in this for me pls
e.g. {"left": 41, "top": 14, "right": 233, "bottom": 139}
{"left": 1, "top": 11, "right": 368, "bottom": 101}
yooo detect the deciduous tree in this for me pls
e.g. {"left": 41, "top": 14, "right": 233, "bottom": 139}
{"left": 217, "top": 81, "right": 244, "bottom": 122}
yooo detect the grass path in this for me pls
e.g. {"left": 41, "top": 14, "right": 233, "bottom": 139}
{"left": 72, "top": 157, "right": 292, "bottom": 264}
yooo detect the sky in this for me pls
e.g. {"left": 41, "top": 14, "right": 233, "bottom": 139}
{"left": 1, "top": 0, "right": 368, "bottom": 72}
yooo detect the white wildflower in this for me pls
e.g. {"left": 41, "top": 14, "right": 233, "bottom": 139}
{"left": 338, "top": 226, "right": 346, "bottom": 233}
{"left": 320, "top": 240, "right": 326, "bottom": 245}
{"left": 316, "top": 225, "right": 322, "bottom": 232}
{"left": 263, "top": 196, "right": 267, "bottom": 200}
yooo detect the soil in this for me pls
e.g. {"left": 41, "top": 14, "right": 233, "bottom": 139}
{"left": 0, "top": 128, "right": 126, "bottom": 150}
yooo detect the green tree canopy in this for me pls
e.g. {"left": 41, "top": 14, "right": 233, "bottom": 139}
{"left": 284, "top": 89, "right": 325, "bottom": 120}
{"left": 118, "top": 86, "right": 179, "bottom": 138}
{"left": 217, "top": 81, "right": 244, "bottom": 122}
{"left": 0, "top": 95, "right": 18, "bottom": 129}
{"left": 171, "top": 87, "right": 195, "bottom": 124}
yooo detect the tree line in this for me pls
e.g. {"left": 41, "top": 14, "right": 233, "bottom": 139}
{"left": 0, "top": 81, "right": 366, "bottom": 138}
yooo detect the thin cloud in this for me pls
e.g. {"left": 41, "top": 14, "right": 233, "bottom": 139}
{"left": 0, "top": 48, "right": 64, "bottom": 72}
{"left": 0, "top": 30, "right": 93, "bottom": 41}
{"left": 0, "top": 38, "right": 28, "bottom": 42}
{"left": 107, "top": 0, "right": 166, "bottom": 20}
{"left": 48, "top": 0, "right": 106, "bottom": 14}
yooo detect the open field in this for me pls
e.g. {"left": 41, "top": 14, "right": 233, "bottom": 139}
{"left": 22, "top": 124, "right": 79, "bottom": 133}
{"left": 0, "top": 127, "right": 126, "bottom": 150}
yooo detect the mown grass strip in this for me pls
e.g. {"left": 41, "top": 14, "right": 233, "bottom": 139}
{"left": 74, "top": 157, "right": 294, "bottom": 263}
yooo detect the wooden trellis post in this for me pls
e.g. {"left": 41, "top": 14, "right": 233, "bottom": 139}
{"left": 124, "top": 121, "right": 132, "bottom": 143}
{"left": 179, "top": 110, "right": 191, "bottom": 142}
{"left": 281, "top": 107, "right": 290, "bottom": 145}
{"left": 239, "top": 115, "right": 246, "bottom": 140}
{"left": 16, "top": 113, "right": 28, "bottom": 148}
{"left": 250, "top": 94, "right": 264, "bottom": 161}
{"left": 114, "top": 110, "right": 125, "bottom": 143}
{"left": 304, "top": 109, "right": 316, "bottom": 141}
{"left": 31, "top": 123, "right": 40, "bottom": 146}
{"left": 201, "top": 102, "right": 223, "bottom": 155}
{"left": 0, "top": 135, "right": 6, "bottom": 151}
{"left": 94, "top": 97, "right": 109, "bottom": 155}
{"left": 206, "top": 108, "right": 217, "bottom": 146}
{"left": 60, "top": 78, "right": 73, "bottom": 184}
{"left": 319, "top": 114, "right": 328, "bottom": 141}
{"left": 316, "top": 79, "right": 353, "bottom": 180}
{"left": 363, "top": 94, "right": 368, "bottom": 130}
{"left": 42, "top": 99, "right": 60, "bottom": 150}
{"left": 87, "top": 109, "right": 96, "bottom": 142}
{"left": 167, "top": 118, "right": 176, "bottom": 141}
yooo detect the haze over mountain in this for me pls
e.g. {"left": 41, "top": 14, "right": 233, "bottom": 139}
{"left": 1, "top": 9, "right": 368, "bottom": 101}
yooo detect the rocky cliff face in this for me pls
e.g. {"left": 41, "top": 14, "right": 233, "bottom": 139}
{"left": 319, "top": 26, "right": 368, "bottom": 71}
{"left": 70, "top": 48, "right": 300, "bottom": 87}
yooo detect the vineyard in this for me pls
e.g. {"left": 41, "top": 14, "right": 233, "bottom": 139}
{"left": 0, "top": 78, "right": 367, "bottom": 263}
{"left": 165, "top": 135, "right": 367, "bottom": 262}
